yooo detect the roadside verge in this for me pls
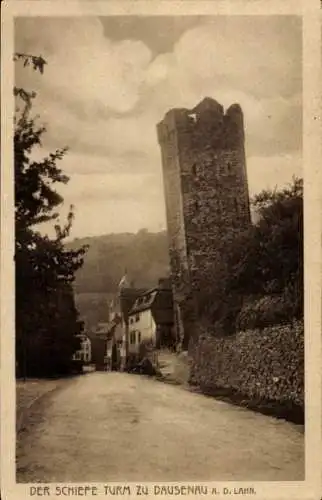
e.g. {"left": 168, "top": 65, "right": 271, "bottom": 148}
{"left": 16, "top": 377, "right": 76, "bottom": 432}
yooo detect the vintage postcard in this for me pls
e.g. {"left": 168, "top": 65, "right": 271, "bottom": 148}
{"left": 1, "top": 1, "right": 321, "bottom": 499}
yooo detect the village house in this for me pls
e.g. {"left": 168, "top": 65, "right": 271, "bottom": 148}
{"left": 90, "top": 322, "right": 110, "bottom": 371}
{"left": 104, "top": 313, "right": 124, "bottom": 371}
{"left": 105, "top": 279, "right": 146, "bottom": 371}
{"left": 105, "top": 276, "right": 174, "bottom": 371}
{"left": 128, "top": 278, "right": 175, "bottom": 364}
{"left": 72, "top": 333, "right": 92, "bottom": 365}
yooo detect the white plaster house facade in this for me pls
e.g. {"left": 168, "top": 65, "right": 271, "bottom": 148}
{"left": 128, "top": 292, "right": 158, "bottom": 355}
{"left": 72, "top": 334, "right": 92, "bottom": 364}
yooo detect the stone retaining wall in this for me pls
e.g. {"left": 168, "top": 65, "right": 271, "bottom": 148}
{"left": 189, "top": 321, "right": 304, "bottom": 422}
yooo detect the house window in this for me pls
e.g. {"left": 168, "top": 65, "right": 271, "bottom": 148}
{"left": 130, "top": 318, "right": 134, "bottom": 324}
{"left": 136, "top": 313, "right": 140, "bottom": 322}
{"left": 130, "top": 332, "right": 136, "bottom": 344}
{"left": 192, "top": 163, "right": 197, "bottom": 176}
{"left": 227, "top": 161, "right": 232, "bottom": 173}
{"left": 138, "top": 332, "right": 141, "bottom": 344}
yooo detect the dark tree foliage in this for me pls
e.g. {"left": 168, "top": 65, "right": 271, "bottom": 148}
{"left": 15, "top": 53, "right": 88, "bottom": 377}
{"left": 200, "top": 177, "right": 303, "bottom": 335}
{"left": 239, "top": 178, "right": 303, "bottom": 297}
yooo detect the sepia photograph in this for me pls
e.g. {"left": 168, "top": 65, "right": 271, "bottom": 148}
{"left": 1, "top": 3, "right": 321, "bottom": 498}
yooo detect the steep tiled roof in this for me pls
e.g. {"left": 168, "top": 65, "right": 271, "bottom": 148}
{"left": 129, "top": 287, "right": 174, "bottom": 325}
{"left": 119, "top": 287, "right": 147, "bottom": 321}
{"left": 91, "top": 323, "right": 110, "bottom": 338}
{"left": 129, "top": 289, "right": 157, "bottom": 314}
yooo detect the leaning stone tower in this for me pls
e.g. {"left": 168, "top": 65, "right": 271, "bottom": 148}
{"left": 157, "top": 97, "right": 251, "bottom": 349}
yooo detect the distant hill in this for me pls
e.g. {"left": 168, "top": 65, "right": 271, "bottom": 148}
{"left": 70, "top": 229, "right": 170, "bottom": 293}
{"left": 74, "top": 292, "right": 113, "bottom": 329}
{"left": 68, "top": 229, "right": 170, "bottom": 327}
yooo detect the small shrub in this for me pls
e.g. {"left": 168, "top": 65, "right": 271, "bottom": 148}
{"left": 237, "top": 293, "right": 299, "bottom": 331}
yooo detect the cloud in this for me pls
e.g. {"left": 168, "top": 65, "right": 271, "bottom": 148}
{"left": 15, "top": 17, "right": 152, "bottom": 113}
{"left": 142, "top": 17, "right": 302, "bottom": 157}
{"left": 33, "top": 148, "right": 167, "bottom": 239}
{"left": 30, "top": 148, "right": 163, "bottom": 201}
{"left": 15, "top": 16, "right": 302, "bottom": 236}
{"left": 33, "top": 148, "right": 301, "bottom": 239}
{"left": 68, "top": 196, "right": 167, "bottom": 238}
{"left": 247, "top": 153, "right": 302, "bottom": 196}
{"left": 60, "top": 171, "right": 161, "bottom": 204}
{"left": 172, "top": 17, "right": 301, "bottom": 100}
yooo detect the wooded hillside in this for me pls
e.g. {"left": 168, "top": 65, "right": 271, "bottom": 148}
{"left": 68, "top": 230, "right": 170, "bottom": 327}
{"left": 69, "top": 229, "right": 170, "bottom": 293}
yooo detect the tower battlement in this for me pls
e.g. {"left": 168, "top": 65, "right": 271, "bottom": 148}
{"left": 157, "top": 97, "right": 244, "bottom": 150}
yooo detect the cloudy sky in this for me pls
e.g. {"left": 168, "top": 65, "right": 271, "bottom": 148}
{"left": 15, "top": 15, "right": 302, "bottom": 238}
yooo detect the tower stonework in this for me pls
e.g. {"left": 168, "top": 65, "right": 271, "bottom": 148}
{"left": 157, "top": 97, "right": 251, "bottom": 349}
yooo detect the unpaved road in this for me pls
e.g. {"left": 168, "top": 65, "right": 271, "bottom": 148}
{"left": 16, "top": 372, "right": 304, "bottom": 482}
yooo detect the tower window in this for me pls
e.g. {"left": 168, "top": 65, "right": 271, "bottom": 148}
{"left": 194, "top": 200, "right": 200, "bottom": 211}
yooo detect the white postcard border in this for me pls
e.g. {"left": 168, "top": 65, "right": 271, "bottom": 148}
{"left": 1, "top": 2, "right": 321, "bottom": 499}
